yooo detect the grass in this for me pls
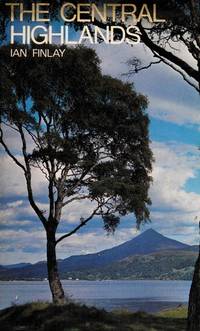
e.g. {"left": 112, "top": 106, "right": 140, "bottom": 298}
{"left": 158, "top": 305, "right": 187, "bottom": 319}
{"left": 0, "top": 302, "right": 187, "bottom": 331}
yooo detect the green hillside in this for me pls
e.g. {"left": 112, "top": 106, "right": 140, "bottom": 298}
{"left": 62, "top": 249, "right": 197, "bottom": 280}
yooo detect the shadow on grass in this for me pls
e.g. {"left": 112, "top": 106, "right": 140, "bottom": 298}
{"left": 0, "top": 302, "right": 186, "bottom": 331}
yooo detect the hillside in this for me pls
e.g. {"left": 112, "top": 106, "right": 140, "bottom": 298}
{"left": 0, "top": 229, "right": 198, "bottom": 280}
{"left": 58, "top": 228, "right": 189, "bottom": 272}
{"left": 63, "top": 249, "right": 197, "bottom": 281}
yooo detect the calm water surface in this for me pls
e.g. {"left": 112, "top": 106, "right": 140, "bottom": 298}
{"left": 0, "top": 280, "right": 191, "bottom": 313}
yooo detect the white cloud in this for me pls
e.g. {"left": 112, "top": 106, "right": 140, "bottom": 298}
{"left": 149, "top": 97, "right": 200, "bottom": 127}
{"left": 0, "top": 219, "right": 32, "bottom": 226}
{"left": 147, "top": 141, "right": 200, "bottom": 242}
{"left": 1, "top": 124, "right": 34, "bottom": 153}
{"left": 7, "top": 200, "right": 24, "bottom": 208}
{"left": 168, "top": 41, "right": 197, "bottom": 70}
{"left": 0, "top": 229, "right": 45, "bottom": 241}
{"left": 150, "top": 141, "right": 200, "bottom": 213}
{"left": 0, "top": 154, "right": 48, "bottom": 197}
{"left": 92, "top": 42, "right": 200, "bottom": 130}
{"left": 56, "top": 227, "right": 139, "bottom": 255}
{"left": 61, "top": 199, "right": 97, "bottom": 224}
{"left": 92, "top": 39, "right": 198, "bottom": 88}
{"left": 92, "top": 42, "right": 154, "bottom": 79}
{"left": 0, "top": 226, "right": 139, "bottom": 264}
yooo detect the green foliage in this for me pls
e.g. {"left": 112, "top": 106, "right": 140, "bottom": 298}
{"left": 103, "top": 214, "right": 120, "bottom": 234}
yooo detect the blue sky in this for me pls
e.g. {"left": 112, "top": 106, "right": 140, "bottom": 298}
{"left": 0, "top": 30, "right": 200, "bottom": 264}
{"left": 92, "top": 42, "right": 200, "bottom": 237}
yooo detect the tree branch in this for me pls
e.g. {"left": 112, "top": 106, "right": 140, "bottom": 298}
{"left": 90, "top": 17, "right": 199, "bottom": 89}
{"left": 125, "top": 58, "right": 162, "bottom": 75}
{"left": 0, "top": 126, "right": 26, "bottom": 172}
{"left": 138, "top": 22, "right": 199, "bottom": 85}
{"left": 56, "top": 205, "right": 100, "bottom": 245}
{"left": 18, "top": 125, "right": 47, "bottom": 228}
{"left": 152, "top": 52, "right": 200, "bottom": 93}
{"left": 62, "top": 195, "right": 90, "bottom": 207}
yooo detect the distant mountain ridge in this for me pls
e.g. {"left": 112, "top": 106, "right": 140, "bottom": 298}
{"left": 58, "top": 229, "right": 190, "bottom": 272}
{"left": 0, "top": 229, "right": 198, "bottom": 280}
{"left": 3, "top": 263, "right": 31, "bottom": 269}
{"left": 63, "top": 248, "right": 197, "bottom": 281}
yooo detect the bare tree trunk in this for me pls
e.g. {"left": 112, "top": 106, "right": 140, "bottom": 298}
{"left": 187, "top": 252, "right": 200, "bottom": 331}
{"left": 46, "top": 229, "right": 65, "bottom": 304}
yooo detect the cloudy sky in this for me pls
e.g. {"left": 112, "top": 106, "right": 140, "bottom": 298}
{"left": 0, "top": 37, "right": 200, "bottom": 265}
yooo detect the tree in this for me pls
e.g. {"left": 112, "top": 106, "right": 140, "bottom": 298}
{"left": 0, "top": 44, "right": 153, "bottom": 304}
{"left": 187, "top": 252, "right": 200, "bottom": 331}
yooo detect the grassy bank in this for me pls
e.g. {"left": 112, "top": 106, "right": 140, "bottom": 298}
{"left": 0, "top": 302, "right": 187, "bottom": 331}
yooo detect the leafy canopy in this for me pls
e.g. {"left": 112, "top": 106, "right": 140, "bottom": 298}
{"left": 0, "top": 45, "right": 152, "bottom": 237}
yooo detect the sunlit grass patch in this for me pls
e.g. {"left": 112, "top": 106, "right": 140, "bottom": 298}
{"left": 158, "top": 305, "right": 187, "bottom": 319}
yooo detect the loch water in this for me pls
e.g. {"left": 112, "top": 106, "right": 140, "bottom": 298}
{"left": 0, "top": 280, "right": 191, "bottom": 313}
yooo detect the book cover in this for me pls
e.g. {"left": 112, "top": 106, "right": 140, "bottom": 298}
{"left": 0, "top": 1, "right": 199, "bottom": 330}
